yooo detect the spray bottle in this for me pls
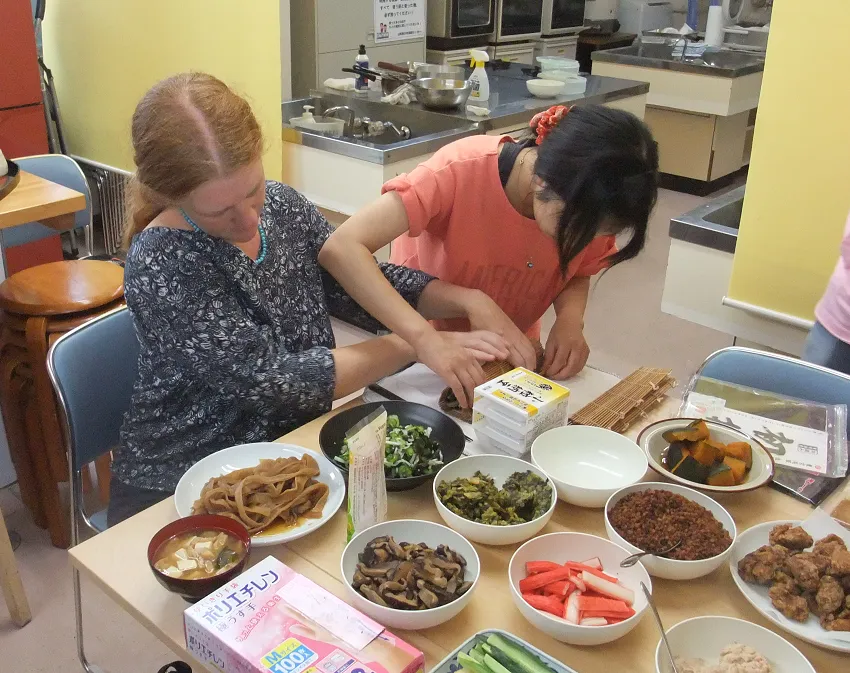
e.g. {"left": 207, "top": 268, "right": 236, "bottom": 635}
{"left": 468, "top": 49, "right": 490, "bottom": 103}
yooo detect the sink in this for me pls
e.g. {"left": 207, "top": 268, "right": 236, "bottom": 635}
{"left": 669, "top": 185, "right": 745, "bottom": 253}
{"left": 703, "top": 197, "right": 743, "bottom": 229}
{"left": 283, "top": 94, "right": 478, "bottom": 152}
{"left": 689, "top": 50, "right": 764, "bottom": 70}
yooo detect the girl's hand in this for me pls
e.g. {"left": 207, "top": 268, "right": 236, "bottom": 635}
{"left": 542, "top": 317, "right": 589, "bottom": 380}
{"left": 412, "top": 329, "right": 506, "bottom": 408}
{"left": 465, "top": 291, "right": 538, "bottom": 370}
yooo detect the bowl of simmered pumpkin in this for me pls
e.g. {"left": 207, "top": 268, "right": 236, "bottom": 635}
{"left": 638, "top": 418, "right": 775, "bottom": 494}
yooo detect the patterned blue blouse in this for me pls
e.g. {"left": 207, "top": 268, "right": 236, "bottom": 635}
{"left": 111, "top": 181, "right": 432, "bottom": 492}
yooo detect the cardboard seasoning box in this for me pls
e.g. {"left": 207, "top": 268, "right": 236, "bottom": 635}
{"left": 184, "top": 557, "right": 424, "bottom": 673}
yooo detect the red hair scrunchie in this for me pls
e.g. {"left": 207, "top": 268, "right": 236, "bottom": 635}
{"left": 529, "top": 104, "right": 573, "bottom": 146}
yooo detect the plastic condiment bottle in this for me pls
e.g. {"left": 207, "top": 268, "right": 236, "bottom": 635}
{"left": 299, "top": 105, "right": 317, "bottom": 124}
{"left": 468, "top": 49, "right": 490, "bottom": 103}
{"left": 354, "top": 44, "right": 369, "bottom": 92}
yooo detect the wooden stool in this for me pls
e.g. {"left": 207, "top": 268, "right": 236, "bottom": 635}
{"left": 0, "top": 261, "right": 124, "bottom": 548}
{"left": 0, "top": 512, "right": 31, "bottom": 627}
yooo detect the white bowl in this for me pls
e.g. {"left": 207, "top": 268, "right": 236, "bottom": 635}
{"left": 531, "top": 426, "right": 648, "bottom": 508}
{"left": 526, "top": 78, "right": 564, "bottom": 98}
{"left": 655, "top": 616, "right": 817, "bottom": 673}
{"left": 639, "top": 417, "right": 775, "bottom": 494}
{"left": 508, "top": 532, "right": 651, "bottom": 646}
{"left": 433, "top": 454, "right": 556, "bottom": 545}
{"left": 341, "top": 519, "right": 479, "bottom": 630}
{"left": 604, "top": 482, "right": 737, "bottom": 580}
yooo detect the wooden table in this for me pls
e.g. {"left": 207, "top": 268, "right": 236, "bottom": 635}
{"left": 0, "top": 170, "right": 86, "bottom": 232}
{"left": 68, "top": 392, "right": 848, "bottom": 673}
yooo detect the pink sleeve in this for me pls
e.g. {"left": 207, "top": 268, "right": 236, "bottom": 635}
{"left": 382, "top": 165, "right": 455, "bottom": 237}
{"left": 574, "top": 235, "right": 618, "bottom": 277}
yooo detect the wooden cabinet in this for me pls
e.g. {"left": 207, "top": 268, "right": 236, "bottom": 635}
{"left": 0, "top": 0, "right": 42, "bottom": 109}
{"left": 0, "top": 105, "right": 49, "bottom": 158}
{"left": 644, "top": 106, "right": 750, "bottom": 182}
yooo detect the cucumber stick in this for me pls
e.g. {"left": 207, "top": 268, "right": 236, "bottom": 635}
{"left": 485, "top": 646, "right": 526, "bottom": 673}
{"left": 484, "top": 654, "right": 513, "bottom": 673}
{"left": 469, "top": 648, "right": 487, "bottom": 665}
{"left": 458, "top": 652, "right": 490, "bottom": 673}
{"left": 486, "top": 634, "right": 557, "bottom": 673}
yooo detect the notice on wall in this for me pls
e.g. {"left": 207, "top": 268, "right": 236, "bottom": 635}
{"left": 374, "top": 0, "right": 425, "bottom": 43}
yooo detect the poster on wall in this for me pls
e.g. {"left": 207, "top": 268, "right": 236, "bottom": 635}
{"left": 374, "top": 0, "right": 425, "bottom": 43}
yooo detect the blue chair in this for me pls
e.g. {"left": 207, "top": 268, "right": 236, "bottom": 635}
{"left": 46, "top": 306, "right": 139, "bottom": 673}
{"left": 12, "top": 155, "right": 93, "bottom": 257}
{"left": 694, "top": 346, "right": 850, "bottom": 416}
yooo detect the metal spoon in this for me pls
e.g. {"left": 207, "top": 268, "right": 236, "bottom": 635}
{"left": 619, "top": 540, "right": 682, "bottom": 568}
{"left": 641, "top": 581, "right": 679, "bottom": 673}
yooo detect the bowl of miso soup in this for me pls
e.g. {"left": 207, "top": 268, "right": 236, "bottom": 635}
{"left": 147, "top": 514, "right": 251, "bottom": 601}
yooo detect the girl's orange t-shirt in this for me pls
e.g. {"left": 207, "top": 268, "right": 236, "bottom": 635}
{"left": 385, "top": 134, "right": 616, "bottom": 339}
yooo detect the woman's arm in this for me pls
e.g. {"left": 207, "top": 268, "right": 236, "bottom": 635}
{"left": 541, "top": 276, "right": 591, "bottom": 379}
{"left": 319, "top": 192, "right": 434, "bottom": 343}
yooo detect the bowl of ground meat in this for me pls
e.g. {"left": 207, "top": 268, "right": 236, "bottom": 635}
{"left": 605, "top": 483, "right": 736, "bottom": 580}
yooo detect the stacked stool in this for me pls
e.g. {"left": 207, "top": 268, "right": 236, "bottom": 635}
{"left": 0, "top": 260, "right": 124, "bottom": 547}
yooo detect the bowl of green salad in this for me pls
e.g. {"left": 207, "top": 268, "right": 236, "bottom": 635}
{"left": 319, "top": 401, "right": 466, "bottom": 491}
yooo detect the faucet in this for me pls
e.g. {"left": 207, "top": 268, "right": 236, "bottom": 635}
{"left": 323, "top": 106, "right": 355, "bottom": 136}
{"left": 382, "top": 121, "right": 411, "bottom": 140}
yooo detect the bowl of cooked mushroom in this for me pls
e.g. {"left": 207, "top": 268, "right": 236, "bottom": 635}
{"left": 340, "top": 519, "right": 480, "bottom": 630}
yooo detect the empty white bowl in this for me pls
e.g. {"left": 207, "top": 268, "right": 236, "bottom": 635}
{"left": 604, "top": 482, "right": 737, "bottom": 580}
{"left": 531, "top": 426, "right": 648, "bottom": 508}
{"left": 639, "top": 417, "right": 775, "bottom": 494}
{"left": 341, "top": 519, "right": 479, "bottom": 630}
{"left": 655, "top": 616, "right": 816, "bottom": 673}
{"left": 526, "top": 78, "right": 564, "bottom": 98}
{"left": 508, "top": 532, "right": 651, "bottom": 646}
{"left": 433, "top": 454, "right": 556, "bottom": 545}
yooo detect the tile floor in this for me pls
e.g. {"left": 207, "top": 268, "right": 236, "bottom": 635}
{"left": 0, "top": 187, "right": 736, "bottom": 671}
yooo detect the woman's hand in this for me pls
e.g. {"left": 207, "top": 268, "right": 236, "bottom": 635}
{"left": 542, "top": 316, "right": 589, "bottom": 380}
{"left": 412, "top": 329, "right": 507, "bottom": 408}
{"left": 464, "top": 290, "right": 538, "bottom": 370}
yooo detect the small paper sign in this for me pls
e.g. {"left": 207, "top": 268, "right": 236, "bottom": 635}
{"left": 374, "top": 0, "right": 425, "bottom": 43}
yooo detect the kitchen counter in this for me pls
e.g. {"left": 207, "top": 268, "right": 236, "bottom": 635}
{"left": 321, "top": 64, "right": 648, "bottom": 132}
{"left": 592, "top": 43, "right": 765, "bottom": 78}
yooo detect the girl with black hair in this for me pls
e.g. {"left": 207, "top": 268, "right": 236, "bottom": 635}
{"left": 319, "top": 104, "right": 659, "bottom": 404}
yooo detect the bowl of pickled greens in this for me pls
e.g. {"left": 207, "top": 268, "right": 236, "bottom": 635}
{"left": 319, "top": 401, "right": 465, "bottom": 491}
{"left": 433, "top": 455, "right": 557, "bottom": 545}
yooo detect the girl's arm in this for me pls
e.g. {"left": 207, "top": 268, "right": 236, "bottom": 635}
{"left": 319, "top": 192, "right": 536, "bottom": 401}
{"left": 541, "top": 276, "right": 591, "bottom": 379}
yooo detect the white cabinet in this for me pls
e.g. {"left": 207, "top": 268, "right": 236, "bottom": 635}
{"left": 534, "top": 36, "right": 578, "bottom": 60}
{"left": 291, "top": 0, "right": 425, "bottom": 96}
{"left": 493, "top": 42, "right": 535, "bottom": 65}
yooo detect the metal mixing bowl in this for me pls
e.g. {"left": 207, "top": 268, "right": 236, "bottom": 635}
{"left": 411, "top": 77, "right": 471, "bottom": 109}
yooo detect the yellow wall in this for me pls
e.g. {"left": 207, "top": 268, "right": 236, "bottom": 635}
{"left": 42, "top": 1, "right": 282, "bottom": 180}
{"left": 727, "top": 0, "right": 850, "bottom": 321}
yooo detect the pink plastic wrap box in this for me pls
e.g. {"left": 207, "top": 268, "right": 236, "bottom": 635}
{"left": 185, "top": 557, "right": 425, "bottom": 673}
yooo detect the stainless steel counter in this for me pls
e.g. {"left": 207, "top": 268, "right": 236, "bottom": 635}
{"left": 281, "top": 65, "right": 648, "bottom": 165}
{"left": 323, "top": 66, "right": 649, "bottom": 131}
{"left": 669, "top": 185, "right": 744, "bottom": 254}
{"left": 592, "top": 44, "right": 765, "bottom": 78}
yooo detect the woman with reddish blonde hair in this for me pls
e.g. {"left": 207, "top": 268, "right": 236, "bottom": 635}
{"left": 109, "top": 73, "right": 507, "bottom": 524}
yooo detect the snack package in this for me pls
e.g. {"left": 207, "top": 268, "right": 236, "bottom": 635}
{"left": 345, "top": 407, "right": 388, "bottom": 541}
{"left": 185, "top": 557, "right": 424, "bottom": 673}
